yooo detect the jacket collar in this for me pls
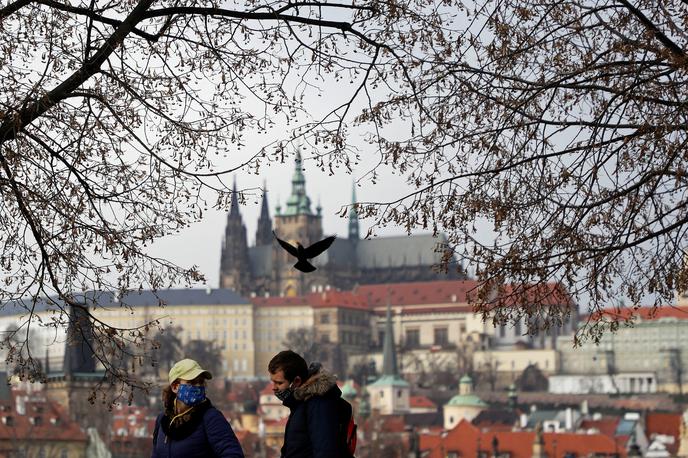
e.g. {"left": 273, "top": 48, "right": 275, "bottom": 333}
{"left": 161, "top": 398, "right": 212, "bottom": 440}
{"left": 293, "top": 368, "right": 338, "bottom": 402}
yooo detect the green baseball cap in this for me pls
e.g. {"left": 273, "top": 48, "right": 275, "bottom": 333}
{"left": 168, "top": 359, "right": 213, "bottom": 385}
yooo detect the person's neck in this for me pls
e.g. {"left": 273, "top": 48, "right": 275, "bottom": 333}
{"left": 174, "top": 398, "right": 192, "bottom": 415}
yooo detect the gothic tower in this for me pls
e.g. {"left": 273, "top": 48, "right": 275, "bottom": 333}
{"left": 272, "top": 150, "right": 326, "bottom": 296}
{"left": 255, "top": 181, "right": 273, "bottom": 246}
{"left": 219, "top": 178, "right": 252, "bottom": 296}
{"left": 45, "top": 302, "right": 109, "bottom": 437}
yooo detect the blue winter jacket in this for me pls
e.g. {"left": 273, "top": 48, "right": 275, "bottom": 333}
{"left": 280, "top": 368, "right": 346, "bottom": 458}
{"left": 151, "top": 399, "right": 244, "bottom": 458}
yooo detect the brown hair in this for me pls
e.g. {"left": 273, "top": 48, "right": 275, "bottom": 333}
{"left": 268, "top": 350, "right": 308, "bottom": 383}
{"left": 162, "top": 385, "right": 176, "bottom": 416}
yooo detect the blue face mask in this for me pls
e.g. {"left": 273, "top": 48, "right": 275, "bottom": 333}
{"left": 176, "top": 384, "right": 206, "bottom": 406}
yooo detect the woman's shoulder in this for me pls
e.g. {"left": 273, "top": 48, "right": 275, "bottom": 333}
{"left": 202, "top": 403, "right": 229, "bottom": 423}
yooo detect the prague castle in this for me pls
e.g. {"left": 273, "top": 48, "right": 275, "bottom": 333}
{"left": 219, "top": 152, "right": 466, "bottom": 297}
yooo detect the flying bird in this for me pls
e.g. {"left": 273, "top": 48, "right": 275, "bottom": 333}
{"left": 273, "top": 231, "right": 336, "bottom": 273}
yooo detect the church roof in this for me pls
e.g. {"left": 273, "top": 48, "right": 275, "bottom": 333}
{"left": 355, "top": 234, "right": 449, "bottom": 269}
{"left": 446, "top": 393, "right": 488, "bottom": 408}
{"left": 317, "top": 233, "right": 456, "bottom": 271}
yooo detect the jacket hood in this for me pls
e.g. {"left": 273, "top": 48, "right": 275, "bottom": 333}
{"left": 293, "top": 368, "right": 338, "bottom": 401}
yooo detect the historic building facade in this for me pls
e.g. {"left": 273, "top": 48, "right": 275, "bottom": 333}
{"left": 219, "top": 151, "right": 466, "bottom": 297}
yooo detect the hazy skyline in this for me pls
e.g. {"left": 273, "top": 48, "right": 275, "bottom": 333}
{"left": 147, "top": 151, "right": 442, "bottom": 289}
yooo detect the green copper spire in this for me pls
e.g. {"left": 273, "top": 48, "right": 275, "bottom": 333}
{"left": 283, "top": 149, "right": 313, "bottom": 216}
{"left": 348, "top": 182, "right": 359, "bottom": 241}
{"left": 381, "top": 299, "right": 398, "bottom": 376}
{"left": 370, "top": 297, "right": 409, "bottom": 388}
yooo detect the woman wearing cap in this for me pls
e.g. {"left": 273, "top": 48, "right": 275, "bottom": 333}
{"left": 151, "top": 358, "right": 244, "bottom": 457}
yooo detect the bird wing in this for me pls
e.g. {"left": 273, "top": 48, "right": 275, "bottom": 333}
{"left": 303, "top": 235, "right": 336, "bottom": 259}
{"left": 273, "top": 231, "right": 299, "bottom": 258}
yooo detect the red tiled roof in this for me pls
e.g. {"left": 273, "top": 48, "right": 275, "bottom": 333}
{"left": 0, "top": 396, "right": 87, "bottom": 442}
{"left": 357, "top": 280, "right": 480, "bottom": 307}
{"left": 646, "top": 412, "right": 681, "bottom": 455}
{"left": 481, "top": 282, "right": 574, "bottom": 311}
{"left": 588, "top": 305, "right": 688, "bottom": 323}
{"left": 251, "top": 280, "right": 573, "bottom": 313}
{"left": 306, "top": 291, "right": 369, "bottom": 309}
{"left": 419, "top": 431, "right": 443, "bottom": 452}
{"left": 425, "top": 420, "right": 625, "bottom": 458}
{"left": 410, "top": 395, "right": 437, "bottom": 409}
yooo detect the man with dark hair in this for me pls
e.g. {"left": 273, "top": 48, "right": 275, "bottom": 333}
{"left": 268, "top": 350, "right": 350, "bottom": 458}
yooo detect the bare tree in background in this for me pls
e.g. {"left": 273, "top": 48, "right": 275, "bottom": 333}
{"left": 282, "top": 327, "right": 329, "bottom": 365}
{"left": 186, "top": 338, "right": 224, "bottom": 379}
{"left": 351, "top": 1, "right": 688, "bottom": 343}
{"left": 3, "top": 0, "right": 686, "bottom": 402}
{"left": 0, "top": 0, "right": 461, "bottom": 402}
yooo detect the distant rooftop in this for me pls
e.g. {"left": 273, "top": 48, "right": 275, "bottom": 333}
{"left": 0, "top": 288, "right": 250, "bottom": 316}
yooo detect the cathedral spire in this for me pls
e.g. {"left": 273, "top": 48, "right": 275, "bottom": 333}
{"left": 283, "top": 149, "right": 313, "bottom": 216}
{"left": 220, "top": 177, "right": 252, "bottom": 294}
{"left": 382, "top": 296, "right": 398, "bottom": 377}
{"left": 230, "top": 176, "right": 240, "bottom": 217}
{"left": 348, "top": 182, "right": 359, "bottom": 241}
{"left": 255, "top": 180, "right": 273, "bottom": 245}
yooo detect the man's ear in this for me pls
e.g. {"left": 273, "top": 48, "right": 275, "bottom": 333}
{"left": 171, "top": 382, "right": 180, "bottom": 394}
{"left": 292, "top": 376, "right": 302, "bottom": 387}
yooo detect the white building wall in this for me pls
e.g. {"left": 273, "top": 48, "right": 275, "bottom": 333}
{"left": 549, "top": 373, "right": 657, "bottom": 394}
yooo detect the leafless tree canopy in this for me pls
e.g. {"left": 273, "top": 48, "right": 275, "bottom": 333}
{"left": 354, "top": 0, "right": 688, "bottom": 343}
{"left": 0, "top": 0, "right": 455, "bottom": 399}
{"left": 0, "top": 0, "right": 685, "bottom": 398}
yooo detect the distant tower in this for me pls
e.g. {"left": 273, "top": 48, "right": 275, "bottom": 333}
{"left": 367, "top": 298, "right": 410, "bottom": 415}
{"left": 443, "top": 374, "right": 487, "bottom": 429}
{"left": 348, "top": 182, "right": 360, "bottom": 242}
{"left": 45, "top": 302, "right": 108, "bottom": 437}
{"left": 255, "top": 181, "right": 273, "bottom": 246}
{"left": 272, "top": 149, "right": 325, "bottom": 296}
{"left": 219, "top": 178, "right": 252, "bottom": 295}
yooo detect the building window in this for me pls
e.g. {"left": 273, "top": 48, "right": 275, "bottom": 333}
{"left": 321, "top": 333, "right": 330, "bottom": 343}
{"left": 434, "top": 327, "right": 448, "bottom": 346}
{"left": 320, "top": 313, "right": 330, "bottom": 324}
{"left": 379, "top": 391, "right": 384, "bottom": 398}
{"left": 397, "top": 390, "right": 402, "bottom": 398}
{"left": 499, "top": 325, "right": 506, "bottom": 338}
{"left": 405, "top": 329, "right": 420, "bottom": 348}
{"left": 515, "top": 320, "right": 521, "bottom": 336}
